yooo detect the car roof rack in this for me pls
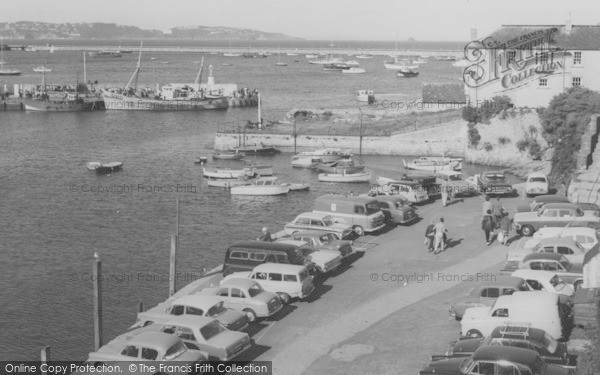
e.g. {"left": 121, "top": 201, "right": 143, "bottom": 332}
{"left": 499, "top": 324, "right": 531, "bottom": 338}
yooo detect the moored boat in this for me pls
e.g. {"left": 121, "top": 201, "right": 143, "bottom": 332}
{"left": 206, "top": 176, "right": 253, "bottom": 188}
{"left": 194, "top": 156, "right": 208, "bottom": 164}
{"left": 202, "top": 167, "right": 254, "bottom": 179}
{"left": 342, "top": 67, "right": 366, "bottom": 74}
{"left": 294, "top": 148, "right": 349, "bottom": 163}
{"left": 357, "top": 90, "right": 374, "bottom": 102}
{"left": 316, "top": 159, "right": 365, "bottom": 174}
{"left": 402, "top": 157, "right": 463, "bottom": 172}
{"left": 229, "top": 145, "right": 280, "bottom": 155}
{"left": 230, "top": 177, "right": 290, "bottom": 196}
{"left": 291, "top": 155, "right": 323, "bottom": 168}
{"left": 397, "top": 66, "right": 419, "bottom": 77}
{"left": 212, "top": 152, "right": 245, "bottom": 160}
{"left": 33, "top": 66, "right": 52, "bottom": 73}
{"left": 87, "top": 162, "right": 123, "bottom": 174}
{"left": 318, "top": 171, "right": 372, "bottom": 183}
{"left": 289, "top": 183, "right": 310, "bottom": 191}
{"left": 88, "top": 50, "right": 121, "bottom": 58}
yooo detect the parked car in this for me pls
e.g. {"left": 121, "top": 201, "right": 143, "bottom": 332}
{"left": 87, "top": 331, "right": 207, "bottom": 372}
{"left": 155, "top": 315, "right": 253, "bottom": 361}
{"left": 460, "top": 291, "right": 566, "bottom": 340}
{"left": 131, "top": 295, "right": 248, "bottom": 332}
{"left": 525, "top": 171, "right": 550, "bottom": 197}
{"left": 448, "top": 276, "right": 530, "bottom": 320}
{"left": 283, "top": 212, "right": 353, "bottom": 239}
{"left": 511, "top": 270, "right": 574, "bottom": 298}
{"left": 198, "top": 278, "right": 283, "bottom": 323}
{"left": 288, "top": 230, "right": 354, "bottom": 260}
{"left": 313, "top": 194, "right": 387, "bottom": 235}
{"left": 276, "top": 239, "right": 342, "bottom": 274}
{"left": 516, "top": 194, "right": 571, "bottom": 213}
{"left": 419, "top": 346, "right": 569, "bottom": 375}
{"left": 502, "top": 253, "right": 584, "bottom": 290}
{"left": 513, "top": 202, "right": 600, "bottom": 236}
{"left": 223, "top": 263, "right": 315, "bottom": 304}
{"left": 506, "top": 237, "right": 588, "bottom": 265}
{"left": 444, "top": 325, "right": 569, "bottom": 366}
{"left": 373, "top": 195, "right": 418, "bottom": 225}
{"left": 476, "top": 171, "right": 514, "bottom": 196}
{"left": 532, "top": 226, "right": 599, "bottom": 250}
{"left": 381, "top": 180, "right": 430, "bottom": 204}
{"left": 435, "top": 170, "right": 478, "bottom": 197}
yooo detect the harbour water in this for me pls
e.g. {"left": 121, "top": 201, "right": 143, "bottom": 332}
{"left": 0, "top": 45, "right": 496, "bottom": 361}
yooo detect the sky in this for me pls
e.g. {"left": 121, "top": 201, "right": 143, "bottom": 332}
{"left": 2, "top": 0, "right": 600, "bottom": 41}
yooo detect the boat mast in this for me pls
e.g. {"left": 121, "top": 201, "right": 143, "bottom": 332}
{"left": 83, "top": 52, "right": 87, "bottom": 84}
{"left": 194, "top": 56, "right": 204, "bottom": 85}
{"left": 124, "top": 42, "right": 143, "bottom": 92}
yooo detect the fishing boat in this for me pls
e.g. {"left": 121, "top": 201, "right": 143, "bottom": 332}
{"left": 230, "top": 176, "right": 290, "bottom": 196}
{"left": 397, "top": 66, "right": 419, "bottom": 77}
{"left": 294, "top": 148, "right": 349, "bottom": 163}
{"left": 357, "top": 90, "right": 374, "bottom": 102}
{"left": 0, "top": 38, "right": 21, "bottom": 76}
{"left": 206, "top": 175, "right": 254, "bottom": 188}
{"left": 102, "top": 46, "right": 228, "bottom": 111}
{"left": 316, "top": 159, "right": 365, "bottom": 174}
{"left": 291, "top": 156, "right": 323, "bottom": 168}
{"left": 342, "top": 67, "right": 366, "bottom": 74}
{"left": 86, "top": 162, "right": 123, "bottom": 174}
{"left": 202, "top": 166, "right": 253, "bottom": 179}
{"left": 33, "top": 66, "right": 52, "bottom": 73}
{"left": 356, "top": 53, "right": 374, "bottom": 59}
{"left": 289, "top": 183, "right": 310, "bottom": 191}
{"left": 243, "top": 162, "right": 274, "bottom": 176}
{"left": 229, "top": 145, "right": 281, "bottom": 155}
{"left": 212, "top": 152, "right": 245, "bottom": 160}
{"left": 402, "top": 157, "right": 463, "bottom": 172}
{"left": 318, "top": 171, "right": 372, "bottom": 183}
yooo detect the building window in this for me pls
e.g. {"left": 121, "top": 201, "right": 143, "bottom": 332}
{"left": 574, "top": 52, "right": 582, "bottom": 65}
{"left": 573, "top": 77, "right": 581, "bottom": 87}
{"left": 507, "top": 50, "right": 516, "bottom": 64}
{"left": 540, "top": 52, "right": 548, "bottom": 64}
{"left": 539, "top": 78, "right": 548, "bottom": 87}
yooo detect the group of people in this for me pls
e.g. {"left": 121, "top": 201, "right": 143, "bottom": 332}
{"left": 481, "top": 195, "right": 512, "bottom": 246}
{"left": 424, "top": 218, "right": 447, "bottom": 254}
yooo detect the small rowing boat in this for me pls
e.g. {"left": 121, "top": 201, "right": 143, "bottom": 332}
{"left": 230, "top": 177, "right": 290, "bottom": 196}
{"left": 212, "top": 152, "right": 245, "bottom": 160}
{"left": 318, "top": 171, "right": 371, "bottom": 183}
{"left": 87, "top": 162, "right": 123, "bottom": 174}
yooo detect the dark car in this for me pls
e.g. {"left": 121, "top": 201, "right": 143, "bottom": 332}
{"left": 478, "top": 171, "right": 514, "bottom": 196}
{"left": 444, "top": 325, "right": 569, "bottom": 366}
{"left": 419, "top": 346, "right": 569, "bottom": 375}
{"left": 516, "top": 195, "right": 571, "bottom": 213}
{"left": 374, "top": 195, "right": 418, "bottom": 225}
{"left": 448, "top": 276, "right": 530, "bottom": 320}
{"left": 289, "top": 230, "right": 354, "bottom": 260}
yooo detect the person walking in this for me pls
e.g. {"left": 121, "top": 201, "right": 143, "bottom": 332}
{"left": 482, "top": 209, "right": 494, "bottom": 245}
{"left": 482, "top": 195, "right": 492, "bottom": 217}
{"left": 441, "top": 181, "right": 449, "bottom": 207}
{"left": 433, "top": 217, "right": 447, "bottom": 254}
{"left": 499, "top": 211, "right": 512, "bottom": 246}
{"left": 491, "top": 196, "right": 503, "bottom": 229}
{"left": 425, "top": 219, "right": 435, "bottom": 252}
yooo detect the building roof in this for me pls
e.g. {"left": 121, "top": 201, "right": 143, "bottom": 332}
{"left": 485, "top": 25, "right": 600, "bottom": 50}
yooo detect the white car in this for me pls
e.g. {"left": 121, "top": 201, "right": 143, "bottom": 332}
{"left": 276, "top": 239, "right": 342, "bottom": 273}
{"left": 511, "top": 269, "right": 574, "bottom": 297}
{"left": 533, "top": 226, "right": 598, "bottom": 250}
{"left": 525, "top": 171, "right": 549, "bottom": 197}
{"left": 284, "top": 212, "right": 353, "bottom": 239}
{"left": 506, "top": 237, "right": 588, "bottom": 265}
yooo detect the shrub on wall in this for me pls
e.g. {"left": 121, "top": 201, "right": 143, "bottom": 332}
{"left": 516, "top": 139, "right": 530, "bottom": 152}
{"left": 467, "top": 123, "right": 481, "bottom": 147}
{"left": 497, "top": 136, "right": 511, "bottom": 145}
{"left": 462, "top": 96, "right": 513, "bottom": 125}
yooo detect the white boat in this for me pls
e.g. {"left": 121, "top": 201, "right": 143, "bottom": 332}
{"left": 344, "top": 60, "right": 360, "bottom": 67}
{"left": 414, "top": 56, "right": 428, "bottom": 64}
{"left": 305, "top": 54, "right": 318, "bottom": 59}
{"left": 0, "top": 38, "right": 20, "bottom": 76}
{"left": 86, "top": 162, "right": 123, "bottom": 174}
{"left": 384, "top": 58, "right": 418, "bottom": 70}
{"left": 24, "top": 46, "right": 37, "bottom": 52}
{"left": 223, "top": 52, "right": 242, "bottom": 57}
{"left": 294, "top": 148, "right": 349, "bottom": 163}
{"left": 206, "top": 176, "right": 253, "bottom": 188}
{"left": 318, "top": 171, "right": 372, "bottom": 183}
{"left": 397, "top": 66, "right": 419, "bottom": 77}
{"left": 289, "top": 183, "right": 310, "bottom": 191}
{"left": 357, "top": 90, "right": 374, "bottom": 102}
{"left": 230, "top": 177, "right": 290, "bottom": 196}
{"left": 434, "top": 55, "right": 456, "bottom": 61}
{"left": 291, "top": 155, "right": 323, "bottom": 168}
{"left": 33, "top": 66, "right": 52, "bottom": 73}
{"left": 343, "top": 67, "right": 366, "bottom": 74}
{"left": 402, "top": 157, "right": 463, "bottom": 172}
{"left": 203, "top": 167, "right": 253, "bottom": 179}
{"left": 356, "top": 53, "right": 374, "bottom": 59}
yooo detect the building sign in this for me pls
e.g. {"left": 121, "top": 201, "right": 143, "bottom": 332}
{"left": 463, "top": 27, "right": 568, "bottom": 90}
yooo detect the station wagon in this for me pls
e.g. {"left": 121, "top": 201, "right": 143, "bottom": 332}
{"left": 289, "top": 230, "right": 354, "bottom": 260}
{"left": 284, "top": 212, "right": 353, "bottom": 238}
{"left": 516, "top": 194, "right": 571, "bottom": 213}
{"left": 503, "top": 253, "right": 583, "bottom": 290}
{"left": 506, "top": 237, "right": 588, "bottom": 265}
{"left": 373, "top": 195, "right": 418, "bottom": 225}
{"left": 513, "top": 202, "right": 599, "bottom": 236}
{"left": 435, "top": 170, "right": 477, "bottom": 197}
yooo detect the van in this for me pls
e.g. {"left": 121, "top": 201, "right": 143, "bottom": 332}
{"left": 460, "top": 291, "right": 566, "bottom": 340}
{"left": 236, "top": 263, "right": 315, "bottom": 304}
{"left": 222, "top": 240, "right": 314, "bottom": 276}
{"left": 313, "top": 194, "right": 386, "bottom": 235}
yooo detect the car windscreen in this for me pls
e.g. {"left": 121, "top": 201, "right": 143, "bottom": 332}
{"left": 528, "top": 177, "right": 547, "bottom": 183}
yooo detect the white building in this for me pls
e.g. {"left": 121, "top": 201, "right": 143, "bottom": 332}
{"left": 463, "top": 22, "right": 600, "bottom": 107}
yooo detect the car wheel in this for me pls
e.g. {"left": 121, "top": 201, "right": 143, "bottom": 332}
{"left": 466, "top": 329, "right": 483, "bottom": 338}
{"left": 353, "top": 225, "right": 364, "bottom": 236}
{"left": 574, "top": 280, "right": 582, "bottom": 291}
{"left": 521, "top": 225, "right": 534, "bottom": 237}
{"left": 277, "top": 292, "right": 292, "bottom": 304}
{"left": 243, "top": 308, "right": 258, "bottom": 323}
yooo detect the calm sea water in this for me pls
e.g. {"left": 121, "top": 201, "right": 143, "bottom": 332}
{"left": 0, "top": 44, "right": 485, "bottom": 361}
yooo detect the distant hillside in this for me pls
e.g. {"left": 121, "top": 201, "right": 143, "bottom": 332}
{"left": 0, "top": 21, "right": 302, "bottom": 41}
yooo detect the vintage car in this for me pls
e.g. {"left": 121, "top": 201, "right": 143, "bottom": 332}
{"left": 373, "top": 176, "right": 429, "bottom": 204}
{"left": 131, "top": 295, "right": 248, "bottom": 332}
{"left": 419, "top": 346, "right": 570, "bottom": 375}
{"left": 443, "top": 325, "right": 569, "bottom": 367}
{"left": 155, "top": 315, "right": 253, "bottom": 361}
{"left": 532, "top": 226, "right": 598, "bottom": 250}
{"left": 506, "top": 237, "right": 588, "bottom": 265}
{"left": 198, "top": 278, "right": 283, "bottom": 323}
{"left": 373, "top": 195, "right": 418, "bottom": 225}
{"left": 525, "top": 171, "right": 550, "bottom": 197}
{"left": 276, "top": 239, "right": 342, "bottom": 273}
{"left": 448, "top": 276, "right": 530, "bottom": 320}
{"left": 87, "top": 331, "right": 207, "bottom": 372}
{"left": 289, "top": 230, "right": 354, "bottom": 260}
{"left": 502, "top": 253, "right": 584, "bottom": 290}
{"left": 283, "top": 212, "right": 353, "bottom": 239}
{"left": 516, "top": 194, "right": 571, "bottom": 213}
{"left": 513, "top": 202, "right": 599, "bottom": 236}
{"left": 435, "top": 170, "right": 478, "bottom": 197}
{"left": 511, "top": 270, "right": 574, "bottom": 298}
{"left": 223, "top": 263, "right": 315, "bottom": 304}
{"left": 476, "top": 171, "right": 514, "bottom": 196}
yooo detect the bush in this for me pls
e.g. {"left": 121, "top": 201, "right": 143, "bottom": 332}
{"left": 462, "top": 106, "right": 479, "bottom": 123}
{"left": 528, "top": 139, "right": 542, "bottom": 160}
{"left": 462, "top": 96, "right": 513, "bottom": 125}
{"left": 516, "top": 139, "right": 530, "bottom": 152}
{"left": 467, "top": 123, "right": 481, "bottom": 147}
{"left": 497, "top": 136, "right": 511, "bottom": 145}
{"left": 483, "top": 142, "right": 493, "bottom": 151}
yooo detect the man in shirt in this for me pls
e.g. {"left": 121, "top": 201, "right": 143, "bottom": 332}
{"left": 433, "top": 217, "right": 446, "bottom": 254}
{"left": 258, "top": 227, "right": 272, "bottom": 242}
